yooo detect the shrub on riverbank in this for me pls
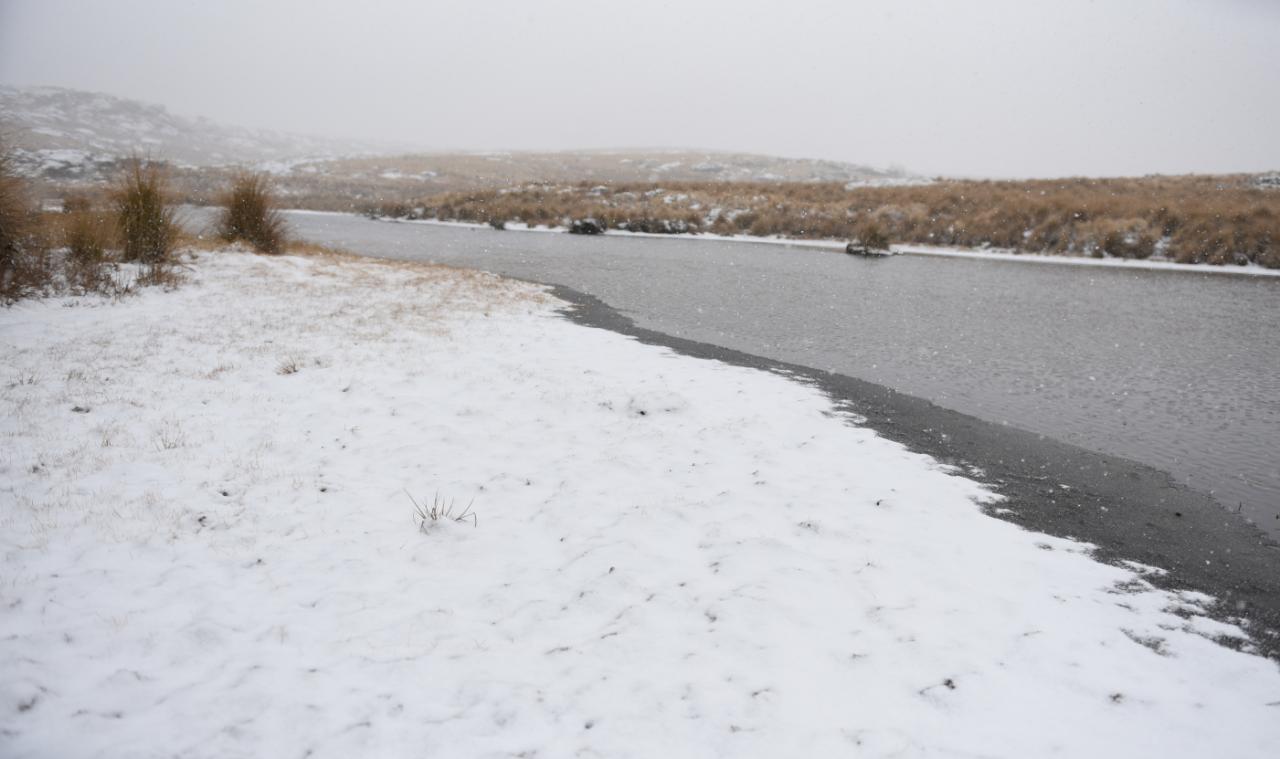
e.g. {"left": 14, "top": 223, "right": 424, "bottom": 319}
{"left": 1, "top": 141, "right": 51, "bottom": 301}
{"left": 1, "top": 154, "right": 194, "bottom": 302}
{"left": 61, "top": 207, "right": 115, "bottom": 292}
{"left": 0, "top": 144, "right": 27, "bottom": 297}
{"left": 217, "top": 173, "right": 287, "bottom": 254}
{"left": 114, "top": 160, "right": 177, "bottom": 265}
{"left": 375, "top": 175, "right": 1280, "bottom": 268}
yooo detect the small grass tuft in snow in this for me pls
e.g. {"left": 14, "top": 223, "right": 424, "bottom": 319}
{"left": 407, "top": 490, "right": 477, "bottom": 530}
{"left": 134, "top": 258, "right": 185, "bottom": 289}
{"left": 152, "top": 419, "right": 186, "bottom": 451}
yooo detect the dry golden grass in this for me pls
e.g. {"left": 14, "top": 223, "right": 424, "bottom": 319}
{"left": 381, "top": 175, "right": 1279, "bottom": 268}
{"left": 2, "top": 198, "right": 192, "bottom": 302}
{"left": 114, "top": 160, "right": 177, "bottom": 264}
{"left": 216, "top": 173, "right": 287, "bottom": 254}
{"left": 59, "top": 210, "right": 114, "bottom": 292}
{"left": 34, "top": 150, "right": 1276, "bottom": 270}
{"left": 48, "top": 209, "right": 114, "bottom": 259}
{"left": 174, "top": 229, "right": 228, "bottom": 251}
{"left": 272, "top": 239, "right": 553, "bottom": 315}
{"left": 5, "top": 152, "right": 548, "bottom": 303}
{"left": 31, "top": 146, "right": 1277, "bottom": 272}
{"left": 1, "top": 141, "right": 47, "bottom": 301}
{"left": 282, "top": 240, "right": 356, "bottom": 259}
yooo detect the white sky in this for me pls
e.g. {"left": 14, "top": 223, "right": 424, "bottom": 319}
{"left": 1, "top": 0, "right": 1277, "bottom": 177}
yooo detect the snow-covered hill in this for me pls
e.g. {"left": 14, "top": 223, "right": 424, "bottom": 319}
{"left": 1, "top": 86, "right": 923, "bottom": 191}
{"left": 291, "top": 149, "right": 921, "bottom": 190}
{"left": 0, "top": 85, "right": 385, "bottom": 178}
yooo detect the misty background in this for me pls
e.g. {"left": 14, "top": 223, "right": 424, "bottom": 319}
{"left": 1, "top": 0, "right": 1277, "bottom": 178}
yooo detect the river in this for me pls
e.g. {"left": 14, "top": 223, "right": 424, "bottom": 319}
{"left": 197, "top": 210, "right": 1280, "bottom": 540}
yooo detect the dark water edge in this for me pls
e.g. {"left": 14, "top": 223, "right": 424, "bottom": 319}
{"left": 549, "top": 283, "right": 1280, "bottom": 661}
{"left": 246, "top": 211, "right": 1280, "bottom": 539}
{"left": 181, "top": 208, "right": 1280, "bottom": 658}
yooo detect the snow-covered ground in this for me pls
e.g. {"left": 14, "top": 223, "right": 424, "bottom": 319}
{"left": 2, "top": 250, "right": 1278, "bottom": 758}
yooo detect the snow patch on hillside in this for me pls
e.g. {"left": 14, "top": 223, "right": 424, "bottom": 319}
{"left": 0, "top": 85, "right": 388, "bottom": 177}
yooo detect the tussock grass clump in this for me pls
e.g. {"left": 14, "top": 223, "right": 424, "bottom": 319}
{"left": 1, "top": 142, "right": 47, "bottom": 302}
{"left": 61, "top": 209, "right": 115, "bottom": 292}
{"left": 62, "top": 193, "right": 93, "bottom": 214}
{"left": 114, "top": 160, "right": 177, "bottom": 264}
{"left": 1, "top": 145, "right": 29, "bottom": 297}
{"left": 855, "top": 221, "right": 891, "bottom": 251}
{"left": 217, "top": 173, "right": 287, "bottom": 254}
{"left": 2, "top": 151, "right": 190, "bottom": 301}
{"left": 63, "top": 209, "right": 112, "bottom": 263}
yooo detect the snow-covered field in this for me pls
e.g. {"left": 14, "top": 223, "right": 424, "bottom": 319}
{"left": 2, "top": 250, "right": 1278, "bottom": 758}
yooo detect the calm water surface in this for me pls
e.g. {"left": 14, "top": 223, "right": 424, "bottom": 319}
{"left": 215, "top": 211, "right": 1280, "bottom": 538}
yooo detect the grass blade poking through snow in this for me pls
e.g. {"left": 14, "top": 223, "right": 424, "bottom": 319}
{"left": 407, "top": 490, "right": 477, "bottom": 530}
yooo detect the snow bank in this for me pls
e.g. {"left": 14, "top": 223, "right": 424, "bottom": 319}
{"left": 1, "top": 251, "right": 1277, "bottom": 758}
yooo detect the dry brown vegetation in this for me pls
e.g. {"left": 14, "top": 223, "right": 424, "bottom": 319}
{"left": 2, "top": 153, "right": 191, "bottom": 302}
{"left": 379, "top": 175, "right": 1280, "bottom": 268}
{"left": 114, "top": 160, "right": 177, "bottom": 264}
{"left": 23, "top": 139, "right": 1278, "bottom": 271}
{"left": 55, "top": 208, "right": 115, "bottom": 292}
{"left": 34, "top": 147, "right": 1276, "bottom": 269}
{"left": 217, "top": 173, "right": 287, "bottom": 254}
{"left": 1, "top": 140, "right": 59, "bottom": 301}
{"left": 1, "top": 143, "right": 32, "bottom": 299}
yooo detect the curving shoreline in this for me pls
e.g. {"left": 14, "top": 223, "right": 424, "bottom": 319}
{"left": 217, "top": 206, "right": 1280, "bottom": 649}
{"left": 547, "top": 282, "right": 1280, "bottom": 660}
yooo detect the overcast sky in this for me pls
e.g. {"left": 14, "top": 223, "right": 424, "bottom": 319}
{"left": 1, "top": 0, "right": 1277, "bottom": 177}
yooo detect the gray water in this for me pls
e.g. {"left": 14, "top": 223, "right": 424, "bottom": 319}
{"left": 207, "top": 211, "right": 1280, "bottom": 538}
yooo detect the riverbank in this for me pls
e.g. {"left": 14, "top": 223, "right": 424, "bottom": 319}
{"left": 212, "top": 207, "right": 1280, "bottom": 547}
{"left": 374, "top": 215, "right": 1280, "bottom": 278}
{"left": 3, "top": 250, "right": 1279, "bottom": 757}
{"left": 379, "top": 174, "right": 1280, "bottom": 269}
{"left": 551, "top": 284, "right": 1280, "bottom": 657}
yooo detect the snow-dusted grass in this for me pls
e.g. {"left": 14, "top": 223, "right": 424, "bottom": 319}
{"left": 1, "top": 251, "right": 1278, "bottom": 758}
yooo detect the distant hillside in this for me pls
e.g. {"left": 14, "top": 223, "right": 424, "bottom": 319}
{"left": 0, "top": 85, "right": 926, "bottom": 207}
{"left": 215, "top": 150, "right": 925, "bottom": 210}
{"left": 289, "top": 149, "right": 921, "bottom": 190}
{"left": 0, "top": 85, "right": 387, "bottom": 178}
